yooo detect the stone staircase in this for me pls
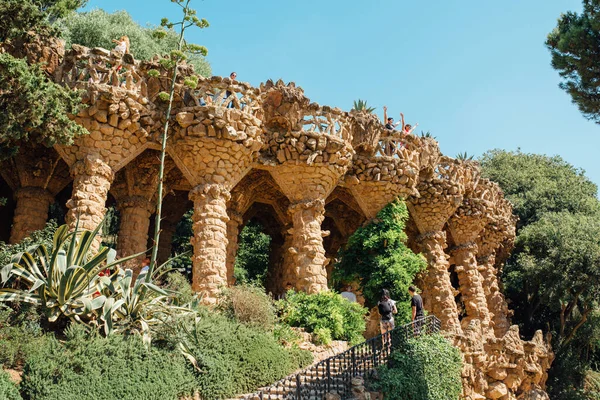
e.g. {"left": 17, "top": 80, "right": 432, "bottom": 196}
{"left": 236, "top": 316, "right": 441, "bottom": 400}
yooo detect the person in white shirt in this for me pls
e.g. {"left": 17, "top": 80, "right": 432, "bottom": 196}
{"left": 340, "top": 285, "right": 357, "bottom": 303}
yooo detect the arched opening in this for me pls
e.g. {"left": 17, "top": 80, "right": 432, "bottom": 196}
{"left": 236, "top": 202, "right": 285, "bottom": 296}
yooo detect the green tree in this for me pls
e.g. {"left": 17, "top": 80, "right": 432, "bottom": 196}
{"left": 0, "top": 0, "right": 87, "bottom": 159}
{"left": 480, "top": 149, "right": 598, "bottom": 227}
{"left": 334, "top": 200, "right": 426, "bottom": 319}
{"left": 0, "top": 54, "right": 87, "bottom": 159}
{"left": 234, "top": 221, "right": 271, "bottom": 285}
{"left": 480, "top": 149, "right": 600, "bottom": 399}
{"left": 58, "top": 9, "right": 211, "bottom": 76}
{"left": 547, "top": 0, "right": 600, "bottom": 123}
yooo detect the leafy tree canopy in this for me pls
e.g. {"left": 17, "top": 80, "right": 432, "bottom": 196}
{"left": 0, "top": 0, "right": 86, "bottom": 41}
{"left": 547, "top": 0, "right": 600, "bottom": 123}
{"left": 480, "top": 149, "right": 600, "bottom": 398}
{"left": 58, "top": 9, "right": 211, "bottom": 76}
{"left": 0, "top": 53, "right": 87, "bottom": 159}
{"left": 334, "top": 200, "right": 426, "bottom": 316}
{"left": 234, "top": 221, "right": 271, "bottom": 285}
{"left": 480, "top": 149, "right": 598, "bottom": 227}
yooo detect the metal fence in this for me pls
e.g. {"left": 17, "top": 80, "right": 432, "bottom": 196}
{"left": 240, "top": 315, "right": 441, "bottom": 400}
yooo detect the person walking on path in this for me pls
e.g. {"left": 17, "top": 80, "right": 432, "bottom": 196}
{"left": 409, "top": 285, "right": 425, "bottom": 334}
{"left": 378, "top": 289, "right": 398, "bottom": 341}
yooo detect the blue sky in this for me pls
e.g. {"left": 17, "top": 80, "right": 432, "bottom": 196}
{"left": 84, "top": 0, "right": 600, "bottom": 187}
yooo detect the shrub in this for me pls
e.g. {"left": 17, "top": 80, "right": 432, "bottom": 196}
{"left": 20, "top": 334, "right": 196, "bottom": 400}
{"left": 0, "top": 303, "right": 49, "bottom": 369}
{"left": 370, "top": 334, "right": 462, "bottom": 400}
{"left": 334, "top": 200, "right": 426, "bottom": 319}
{"left": 0, "top": 370, "right": 20, "bottom": 400}
{"left": 0, "top": 221, "right": 56, "bottom": 267}
{"left": 233, "top": 221, "right": 271, "bottom": 285}
{"left": 162, "top": 271, "right": 196, "bottom": 306}
{"left": 218, "top": 284, "right": 276, "bottom": 331}
{"left": 175, "top": 310, "right": 312, "bottom": 399}
{"left": 278, "top": 291, "right": 367, "bottom": 345}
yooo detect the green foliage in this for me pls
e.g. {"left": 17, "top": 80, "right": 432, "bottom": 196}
{"left": 218, "top": 284, "right": 276, "bottom": 331}
{"left": 234, "top": 221, "right": 271, "bottom": 285}
{"left": 170, "top": 209, "right": 193, "bottom": 277}
{"left": 0, "top": 221, "right": 57, "bottom": 268}
{"left": 0, "top": 224, "right": 123, "bottom": 323}
{"left": 480, "top": 149, "right": 599, "bottom": 227}
{"left": 456, "top": 151, "right": 474, "bottom": 161}
{"left": 507, "top": 212, "right": 600, "bottom": 347}
{"left": 352, "top": 99, "right": 376, "bottom": 113}
{"left": 171, "top": 310, "right": 312, "bottom": 399}
{"left": 0, "top": 303, "right": 48, "bottom": 369}
{"left": 0, "top": 53, "right": 87, "bottom": 159}
{"left": 20, "top": 334, "right": 196, "bottom": 400}
{"left": 547, "top": 0, "right": 600, "bottom": 124}
{"left": 335, "top": 200, "right": 427, "bottom": 315}
{"left": 162, "top": 271, "right": 195, "bottom": 306}
{"left": 278, "top": 291, "right": 367, "bottom": 345}
{"left": 480, "top": 150, "right": 600, "bottom": 397}
{"left": 586, "top": 370, "right": 600, "bottom": 399}
{"left": 0, "top": 0, "right": 85, "bottom": 41}
{"left": 371, "top": 334, "right": 462, "bottom": 400}
{"left": 58, "top": 9, "right": 211, "bottom": 76}
{"left": 0, "top": 370, "right": 20, "bottom": 400}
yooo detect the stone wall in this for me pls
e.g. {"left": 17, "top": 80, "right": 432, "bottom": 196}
{"left": 1, "top": 40, "right": 552, "bottom": 399}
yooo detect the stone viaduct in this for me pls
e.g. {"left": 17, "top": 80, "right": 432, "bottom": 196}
{"left": 0, "top": 42, "right": 552, "bottom": 399}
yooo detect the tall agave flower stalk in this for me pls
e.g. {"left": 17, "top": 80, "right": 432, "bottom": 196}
{"left": 148, "top": 0, "right": 208, "bottom": 281}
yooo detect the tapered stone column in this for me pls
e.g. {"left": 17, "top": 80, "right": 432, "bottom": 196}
{"left": 287, "top": 199, "right": 329, "bottom": 293}
{"left": 416, "top": 231, "right": 462, "bottom": 333}
{"left": 116, "top": 196, "right": 154, "bottom": 271}
{"left": 189, "top": 184, "right": 230, "bottom": 302}
{"left": 225, "top": 209, "right": 244, "bottom": 285}
{"left": 448, "top": 199, "right": 493, "bottom": 335}
{"left": 478, "top": 251, "right": 510, "bottom": 337}
{"left": 9, "top": 187, "right": 54, "bottom": 244}
{"left": 66, "top": 154, "right": 114, "bottom": 251}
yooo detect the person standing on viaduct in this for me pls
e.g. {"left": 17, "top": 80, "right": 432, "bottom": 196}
{"left": 409, "top": 285, "right": 424, "bottom": 333}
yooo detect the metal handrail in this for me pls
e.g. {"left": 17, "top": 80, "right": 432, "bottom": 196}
{"left": 240, "top": 315, "right": 441, "bottom": 400}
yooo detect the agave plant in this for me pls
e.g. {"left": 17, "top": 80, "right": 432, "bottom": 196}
{"left": 100, "top": 268, "right": 195, "bottom": 344}
{"left": 456, "top": 151, "right": 475, "bottom": 161}
{"left": 0, "top": 224, "right": 137, "bottom": 323}
{"left": 352, "top": 99, "right": 376, "bottom": 113}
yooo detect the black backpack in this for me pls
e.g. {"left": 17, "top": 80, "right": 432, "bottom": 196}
{"left": 378, "top": 300, "right": 393, "bottom": 320}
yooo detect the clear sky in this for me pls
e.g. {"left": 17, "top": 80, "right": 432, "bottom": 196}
{"left": 84, "top": 0, "right": 600, "bottom": 187}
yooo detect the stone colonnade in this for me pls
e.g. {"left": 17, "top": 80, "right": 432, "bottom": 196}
{"left": 0, "top": 41, "right": 553, "bottom": 400}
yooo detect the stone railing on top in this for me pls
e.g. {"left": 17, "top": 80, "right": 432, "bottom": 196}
{"left": 181, "top": 76, "right": 263, "bottom": 118}
{"left": 55, "top": 45, "right": 146, "bottom": 95}
{"left": 301, "top": 103, "right": 351, "bottom": 142}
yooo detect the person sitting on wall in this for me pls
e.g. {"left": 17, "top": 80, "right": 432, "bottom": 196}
{"left": 112, "top": 35, "right": 130, "bottom": 54}
{"left": 225, "top": 71, "right": 237, "bottom": 108}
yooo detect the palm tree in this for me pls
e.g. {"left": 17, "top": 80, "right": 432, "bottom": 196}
{"left": 352, "top": 99, "right": 376, "bottom": 113}
{"left": 456, "top": 151, "right": 474, "bottom": 161}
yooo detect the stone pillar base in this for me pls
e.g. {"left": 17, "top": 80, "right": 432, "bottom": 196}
{"left": 9, "top": 187, "right": 53, "bottom": 244}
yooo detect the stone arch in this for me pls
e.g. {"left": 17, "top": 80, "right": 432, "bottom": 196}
{"left": 227, "top": 169, "right": 291, "bottom": 294}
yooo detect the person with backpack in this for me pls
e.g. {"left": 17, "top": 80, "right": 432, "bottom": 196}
{"left": 378, "top": 289, "right": 398, "bottom": 336}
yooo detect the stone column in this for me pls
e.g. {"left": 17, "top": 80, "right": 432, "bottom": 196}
{"left": 417, "top": 231, "right": 462, "bottom": 333}
{"left": 286, "top": 199, "right": 329, "bottom": 293}
{"left": 189, "top": 183, "right": 230, "bottom": 303}
{"left": 9, "top": 187, "right": 54, "bottom": 244}
{"left": 116, "top": 196, "right": 154, "bottom": 271}
{"left": 157, "top": 219, "right": 177, "bottom": 266}
{"left": 66, "top": 154, "right": 114, "bottom": 251}
{"left": 225, "top": 209, "right": 244, "bottom": 285}
{"left": 478, "top": 251, "right": 510, "bottom": 337}
{"left": 451, "top": 242, "right": 492, "bottom": 333}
